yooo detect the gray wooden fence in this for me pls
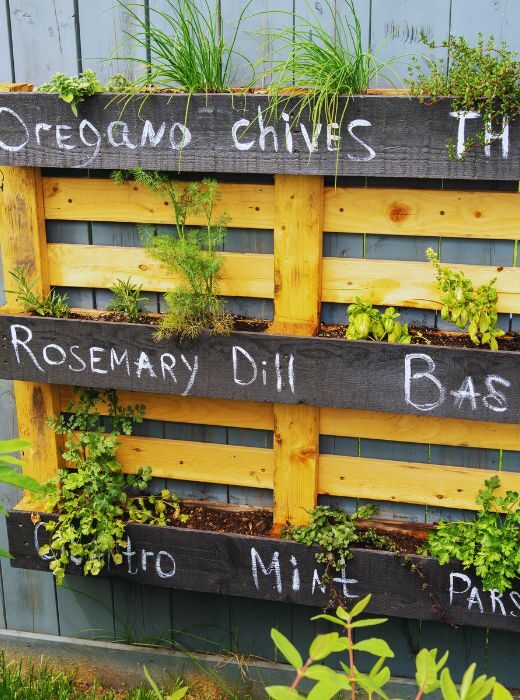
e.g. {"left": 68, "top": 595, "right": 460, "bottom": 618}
{"left": 1, "top": 0, "right": 520, "bottom": 688}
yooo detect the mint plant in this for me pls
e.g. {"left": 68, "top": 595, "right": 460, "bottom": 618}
{"left": 282, "top": 505, "right": 392, "bottom": 573}
{"left": 427, "top": 248, "right": 504, "bottom": 349}
{"left": 8, "top": 266, "right": 69, "bottom": 318}
{"left": 36, "top": 70, "right": 103, "bottom": 116}
{"left": 422, "top": 476, "right": 520, "bottom": 593}
{"left": 266, "top": 595, "right": 512, "bottom": 700}
{"left": 107, "top": 277, "right": 148, "bottom": 323}
{"left": 346, "top": 298, "right": 411, "bottom": 343}
{"left": 112, "top": 169, "right": 232, "bottom": 340}
{"left": 40, "top": 389, "right": 184, "bottom": 584}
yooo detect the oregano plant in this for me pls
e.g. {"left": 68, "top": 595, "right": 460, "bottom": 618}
{"left": 39, "top": 389, "right": 184, "bottom": 584}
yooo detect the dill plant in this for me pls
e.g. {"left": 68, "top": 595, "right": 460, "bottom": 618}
{"left": 407, "top": 32, "right": 520, "bottom": 158}
{"left": 114, "top": 0, "right": 253, "bottom": 94}
{"left": 259, "top": 0, "right": 402, "bottom": 143}
{"left": 113, "top": 169, "right": 232, "bottom": 340}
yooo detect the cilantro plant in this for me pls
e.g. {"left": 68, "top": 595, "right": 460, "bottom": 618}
{"left": 36, "top": 70, "right": 103, "bottom": 116}
{"left": 40, "top": 389, "right": 185, "bottom": 584}
{"left": 107, "top": 277, "right": 148, "bottom": 323}
{"left": 407, "top": 33, "right": 520, "bottom": 159}
{"left": 346, "top": 298, "right": 411, "bottom": 343}
{"left": 8, "top": 266, "right": 69, "bottom": 318}
{"left": 427, "top": 248, "right": 504, "bottom": 349}
{"left": 282, "top": 505, "right": 392, "bottom": 573}
{"left": 266, "top": 595, "right": 511, "bottom": 700}
{"left": 112, "top": 169, "right": 232, "bottom": 340}
{"left": 422, "top": 476, "right": 520, "bottom": 593}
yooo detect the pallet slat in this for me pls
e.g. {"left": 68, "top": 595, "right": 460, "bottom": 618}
{"left": 322, "top": 258, "right": 520, "bottom": 313}
{"left": 43, "top": 178, "right": 275, "bottom": 230}
{"left": 48, "top": 244, "right": 273, "bottom": 298}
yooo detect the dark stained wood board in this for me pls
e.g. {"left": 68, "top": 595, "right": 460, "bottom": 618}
{"left": 0, "top": 93, "right": 518, "bottom": 179}
{"left": 1, "top": 314, "right": 520, "bottom": 423}
{"left": 7, "top": 509, "right": 520, "bottom": 633}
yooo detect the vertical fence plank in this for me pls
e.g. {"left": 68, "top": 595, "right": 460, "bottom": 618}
{"left": 450, "top": 0, "right": 520, "bottom": 50}
{"left": 78, "top": 0, "right": 147, "bottom": 83}
{"left": 369, "top": 0, "right": 452, "bottom": 87}
{"left": 0, "top": 2, "right": 13, "bottom": 83}
{"left": 8, "top": 0, "right": 79, "bottom": 84}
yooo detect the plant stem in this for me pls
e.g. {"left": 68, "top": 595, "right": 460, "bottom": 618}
{"left": 290, "top": 657, "right": 313, "bottom": 690}
{"left": 347, "top": 621, "right": 355, "bottom": 700}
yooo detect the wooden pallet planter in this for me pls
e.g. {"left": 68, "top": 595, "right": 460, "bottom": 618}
{"left": 1, "top": 314, "right": 520, "bottom": 424}
{"left": 0, "top": 91, "right": 519, "bottom": 179}
{"left": 7, "top": 505, "right": 520, "bottom": 634}
{"left": 2, "top": 83, "right": 520, "bottom": 633}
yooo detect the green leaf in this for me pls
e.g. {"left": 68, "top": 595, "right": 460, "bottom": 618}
{"left": 0, "top": 470, "right": 43, "bottom": 492}
{"left": 310, "top": 633, "right": 340, "bottom": 661}
{"left": 441, "top": 668, "right": 461, "bottom": 700}
{"left": 492, "top": 683, "right": 513, "bottom": 700}
{"left": 311, "top": 614, "right": 347, "bottom": 628}
{"left": 271, "top": 629, "right": 303, "bottom": 669}
{"left": 349, "top": 618, "right": 388, "bottom": 629}
{"left": 304, "top": 665, "right": 343, "bottom": 684}
{"left": 308, "top": 680, "right": 343, "bottom": 700}
{"left": 265, "top": 687, "right": 304, "bottom": 699}
{"left": 349, "top": 594, "right": 371, "bottom": 618}
{"left": 460, "top": 664, "right": 476, "bottom": 700}
{"left": 353, "top": 637, "right": 394, "bottom": 658}
{"left": 0, "top": 439, "right": 30, "bottom": 453}
{"left": 0, "top": 548, "right": 12, "bottom": 559}
{"left": 170, "top": 688, "right": 188, "bottom": 700}
{"left": 416, "top": 648, "right": 441, "bottom": 693}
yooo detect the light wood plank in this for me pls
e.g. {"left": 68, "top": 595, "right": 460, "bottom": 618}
{"left": 114, "top": 435, "right": 273, "bottom": 488}
{"left": 47, "top": 243, "right": 274, "bottom": 298}
{"left": 324, "top": 187, "right": 520, "bottom": 239}
{"left": 59, "top": 387, "right": 274, "bottom": 431}
{"left": 58, "top": 388, "right": 520, "bottom": 451}
{"left": 320, "top": 408, "right": 520, "bottom": 451}
{"left": 43, "top": 178, "right": 275, "bottom": 230}
{"left": 319, "top": 455, "right": 520, "bottom": 511}
{"left": 0, "top": 83, "right": 33, "bottom": 92}
{"left": 0, "top": 164, "right": 61, "bottom": 484}
{"left": 322, "top": 258, "right": 520, "bottom": 313}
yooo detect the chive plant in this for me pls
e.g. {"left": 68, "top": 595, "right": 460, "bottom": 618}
{"left": 115, "top": 0, "right": 253, "bottom": 94}
{"left": 259, "top": 0, "right": 403, "bottom": 141}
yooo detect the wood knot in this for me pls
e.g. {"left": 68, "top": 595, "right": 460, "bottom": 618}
{"left": 274, "top": 432, "right": 282, "bottom": 443}
{"left": 138, "top": 264, "right": 148, "bottom": 271}
{"left": 389, "top": 203, "right": 410, "bottom": 223}
{"left": 475, "top": 211, "right": 482, "bottom": 218}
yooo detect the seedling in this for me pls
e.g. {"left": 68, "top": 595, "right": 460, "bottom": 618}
{"left": 8, "top": 266, "right": 69, "bottom": 318}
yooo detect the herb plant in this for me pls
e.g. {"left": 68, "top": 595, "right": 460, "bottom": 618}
{"left": 36, "top": 70, "right": 103, "bottom": 116}
{"left": 267, "top": 595, "right": 511, "bottom": 700}
{"left": 427, "top": 248, "right": 504, "bottom": 349}
{"left": 346, "top": 297, "right": 412, "bottom": 343}
{"left": 40, "top": 388, "right": 184, "bottom": 584}
{"left": 115, "top": 0, "right": 253, "bottom": 94}
{"left": 107, "top": 277, "right": 148, "bottom": 323}
{"left": 260, "top": 0, "right": 401, "bottom": 148}
{"left": 407, "top": 33, "right": 520, "bottom": 159}
{"left": 112, "top": 169, "right": 232, "bottom": 340}
{"left": 422, "top": 476, "right": 520, "bottom": 593}
{"left": 8, "top": 266, "right": 69, "bottom": 318}
{"left": 283, "top": 505, "right": 392, "bottom": 573}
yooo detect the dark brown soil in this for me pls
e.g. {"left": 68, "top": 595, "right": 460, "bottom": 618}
{"left": 319, "top": 323, "right": 520, "bottom": 352}
{"left": 172, "top": 502, "right": 273, "bottom": 536}
{"left": 68, "top": 311, "right": 269, "bottom": 332}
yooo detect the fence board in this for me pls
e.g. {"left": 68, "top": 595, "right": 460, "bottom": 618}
{"left": 0, "top": 3, "right": 13, "bottom": 83}
{"left": 450, "top": 0, "right": 520, "bottom": 49}
{"left": 78, "top": 0, "right": 146, "bottom": 83}
{"left": 8, "top": 0, "right": 78, "bottom": 85}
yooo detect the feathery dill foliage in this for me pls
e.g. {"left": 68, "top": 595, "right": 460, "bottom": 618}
{"left": 113, "top": 169, "right": 232, "bottom": 340}
{"left": 261, "top": 0, "right": 401, "bottom": 136}
{"left": 407, "top": 33, "right": 520, "bottom": 158}
{"left": 115, "top": 0, "right": 253, "bottom": 93}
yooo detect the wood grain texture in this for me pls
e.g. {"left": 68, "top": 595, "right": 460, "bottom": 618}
{"left": 47, "top": 243, "right": 273, "bottom": 297}
{"left": 3, "top": 315, "right": 520, "bottom": 424}
{"left": 113, "top": 435, "right": 273, "bottom": 488}
{"left": 43, "top": 177, "right": 276, "bottom": 229}
{"left": 322, "top": 258, "right": 520, "bottom": 313}
{"left": 319, "top": 455, "right": 520, "bottom": 510}
{"left": 0, "top": 93, "right": 519, "bottom": 178}
{"left": 0, "top": 167, "right": 61, "bottom": 482}
{"left": 323, "top": 187, "right": 520, "bottom": 239}
{"left": 58, "top": 387, "right": 520, "bottom": 451}
{"left": 9, "top": 508, "right": 520, "bottom": 633}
